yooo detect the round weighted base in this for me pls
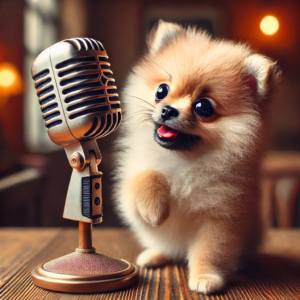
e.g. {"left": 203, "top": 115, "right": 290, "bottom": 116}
{"left": 31, "top": 249, "right": 138, "bottom": 293}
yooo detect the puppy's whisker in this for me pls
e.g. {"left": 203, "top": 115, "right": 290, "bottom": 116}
{"left": 123, "top": 111, "right": 153, "bottom": 122}
{"left": 124, "top": 94, "right": 155, "bottom": 109}
{"left": 124, "top": 110, "right": 152, "bottom": 118}
{"left": 125, "top": 103, "right": 154, "bottom": 112}
{"left": 130, "top": 111, "right": 153, "bottom": 123}
{"left": 135, "top": 115, "right": 153, "bottom": 127}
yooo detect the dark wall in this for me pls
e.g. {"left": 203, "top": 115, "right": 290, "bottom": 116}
{"left": 0, "top": 0, "right": 25, "bottom": 154}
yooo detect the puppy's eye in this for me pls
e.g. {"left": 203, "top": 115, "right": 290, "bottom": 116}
{"left": 193, "top": 98, "right": 214, "bottom": 118}
{"left": 155, "top": 84, "right": 169, "bottom": 101}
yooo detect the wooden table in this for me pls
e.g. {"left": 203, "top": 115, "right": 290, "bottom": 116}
{"left": 1, "top": 228, "right": 300, "bottom": 300}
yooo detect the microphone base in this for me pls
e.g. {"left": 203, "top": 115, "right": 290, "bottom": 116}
{"left": 31, "top": 248, "right": 139, "bottom": 293}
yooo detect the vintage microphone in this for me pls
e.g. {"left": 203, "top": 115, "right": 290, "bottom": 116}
{"left": 30, "top": 38, "right": 138, "bottom": 293}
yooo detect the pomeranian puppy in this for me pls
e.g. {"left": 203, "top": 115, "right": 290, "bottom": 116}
{"left": 114, "top": 21, "right": 280, "bottom": 294}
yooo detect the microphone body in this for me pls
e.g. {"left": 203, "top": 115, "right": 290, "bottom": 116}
{"left": 32, "top": 37, "right": 121, "bottom": 145}
{"left": 32, "top": 38, "right": 121, "bottom": 223}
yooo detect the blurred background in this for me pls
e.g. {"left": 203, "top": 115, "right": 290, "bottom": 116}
{"left": 0, "top": 0, "right": 300, "bottom": 228}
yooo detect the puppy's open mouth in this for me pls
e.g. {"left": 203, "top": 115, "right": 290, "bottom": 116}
{"left": 154, "top": 124, "right": 201, "bottom": 151}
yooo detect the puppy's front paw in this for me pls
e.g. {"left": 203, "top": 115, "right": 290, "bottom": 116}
{"left": 188, "top": 274, "right": 225, "bottom": 294}
{"left": 136, "top": 249, "right": 170, "bottom": 267}
{"left": 131, "top": 170, "right": 171, "bottom": 226}
{"left": 136, "top": 195, "right": 170, "bottom": 226}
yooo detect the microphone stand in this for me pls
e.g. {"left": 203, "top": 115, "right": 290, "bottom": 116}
{"left": 79, "top": 222, "right": 92, "bottom": 250}
{"left": 31, "top": 143, "right": 138, "bottom": 293}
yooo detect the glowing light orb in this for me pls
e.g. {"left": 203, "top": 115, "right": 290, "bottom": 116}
{"left": 0, "top": 69, "right": 16, "bottom": 87}
{"left": 260, "top": 16, "right": 279, "bottom": 35}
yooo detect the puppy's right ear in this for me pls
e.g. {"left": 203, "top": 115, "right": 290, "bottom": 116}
{"left": 147, "top": 20, "right": 182, "bottom": 54}
{"left": 243, "top": 54, "right": 281, "bottom": 98}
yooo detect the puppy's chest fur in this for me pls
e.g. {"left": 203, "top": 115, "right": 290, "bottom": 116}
{"left": 124, "top": 134, "right": 244, "bottom": 215}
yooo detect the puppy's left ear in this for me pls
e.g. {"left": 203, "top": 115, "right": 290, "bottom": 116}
{"left": 147, "top": 20, "right": 182, "bottom": 54}
{"left": 243, "top": 54, "right": 281, "bottom": 97}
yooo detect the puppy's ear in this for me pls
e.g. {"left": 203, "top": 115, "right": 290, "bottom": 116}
{"left": 243, "top": 54, "right": 281, "bottom": 97}
{"left": 147, "top": 20, "right": 182, "bottom": 54}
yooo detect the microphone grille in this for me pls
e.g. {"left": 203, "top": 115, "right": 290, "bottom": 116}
{"left": 56, "top": 38, "right": 121, "bottom": 139}
{"left": 33, "top": 69, "right": 63, "bottom": 130}
{"left": 32, "top": 38, "right": 122, "bottom": 146}
{"left": 63, "top": 38, "right": 105, "bottom": 51}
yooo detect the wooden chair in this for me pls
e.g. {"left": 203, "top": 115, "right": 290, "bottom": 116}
{"left": 0, "top": 154, "right": 47, "bottom": 226}
{"left": 262, "top": 152, "right": 300, "bottom": 228}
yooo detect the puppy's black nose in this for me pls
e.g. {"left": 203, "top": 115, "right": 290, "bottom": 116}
{"left": 161, "top": 105, "right": 179, "bottom": 122}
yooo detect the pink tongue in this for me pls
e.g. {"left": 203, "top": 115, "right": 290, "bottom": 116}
{"left": 157, "top": 125, "right": 178, "bottom": 138}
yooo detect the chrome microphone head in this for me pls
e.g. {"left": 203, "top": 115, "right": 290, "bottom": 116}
{"left": 31, "top": 38, "right": 122, "bottom": 147}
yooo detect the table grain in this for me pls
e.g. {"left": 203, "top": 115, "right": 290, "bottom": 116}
{"left": 1, "top": 228, "right": 300, "bottom": 300}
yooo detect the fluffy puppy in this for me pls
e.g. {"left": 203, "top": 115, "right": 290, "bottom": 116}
{"left": 114, "top": 21, "right": 280, "bottom": 294}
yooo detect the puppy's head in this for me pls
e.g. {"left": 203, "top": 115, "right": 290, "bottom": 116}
{"left": 124, "top": 21, "right": 280, "bottom": 155}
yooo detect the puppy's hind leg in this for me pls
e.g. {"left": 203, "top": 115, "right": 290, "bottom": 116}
{"left": 137, "top": 249, "right": 171, "bottom": 267}
{"left": 188, "top": 218, "right": 245, "bottom": 294}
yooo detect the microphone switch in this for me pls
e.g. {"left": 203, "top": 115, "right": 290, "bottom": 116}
{"left": 82, "top": 173, "right": 103, "bottom": 219}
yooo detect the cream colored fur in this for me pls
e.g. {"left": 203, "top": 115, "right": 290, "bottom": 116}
{"left": 113, "top": 21, "right": 280, "bottom": 294}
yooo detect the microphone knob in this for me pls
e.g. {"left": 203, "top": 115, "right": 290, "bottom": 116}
{"left": 69, "top": 152, "right": 84, "bottom": 170}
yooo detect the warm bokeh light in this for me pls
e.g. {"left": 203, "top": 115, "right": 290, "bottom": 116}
{"left": 0, "top": 63, "right": 23, "bottom": 97}
{"left": 260, "top": 16, "right": 279, "bottom": 35}
{"left": 0, "top": 70, "right": 16, "bottom": 87}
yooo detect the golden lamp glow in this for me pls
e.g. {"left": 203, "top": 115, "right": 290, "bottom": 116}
{"left": 260, "top": 16, "right": 279, "bottom": 35}
{"left": 0, "top": 69, "right": 16, "bottom": 87}
{"left": 0, "top": 63, "right": 23, "bottom": 97}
